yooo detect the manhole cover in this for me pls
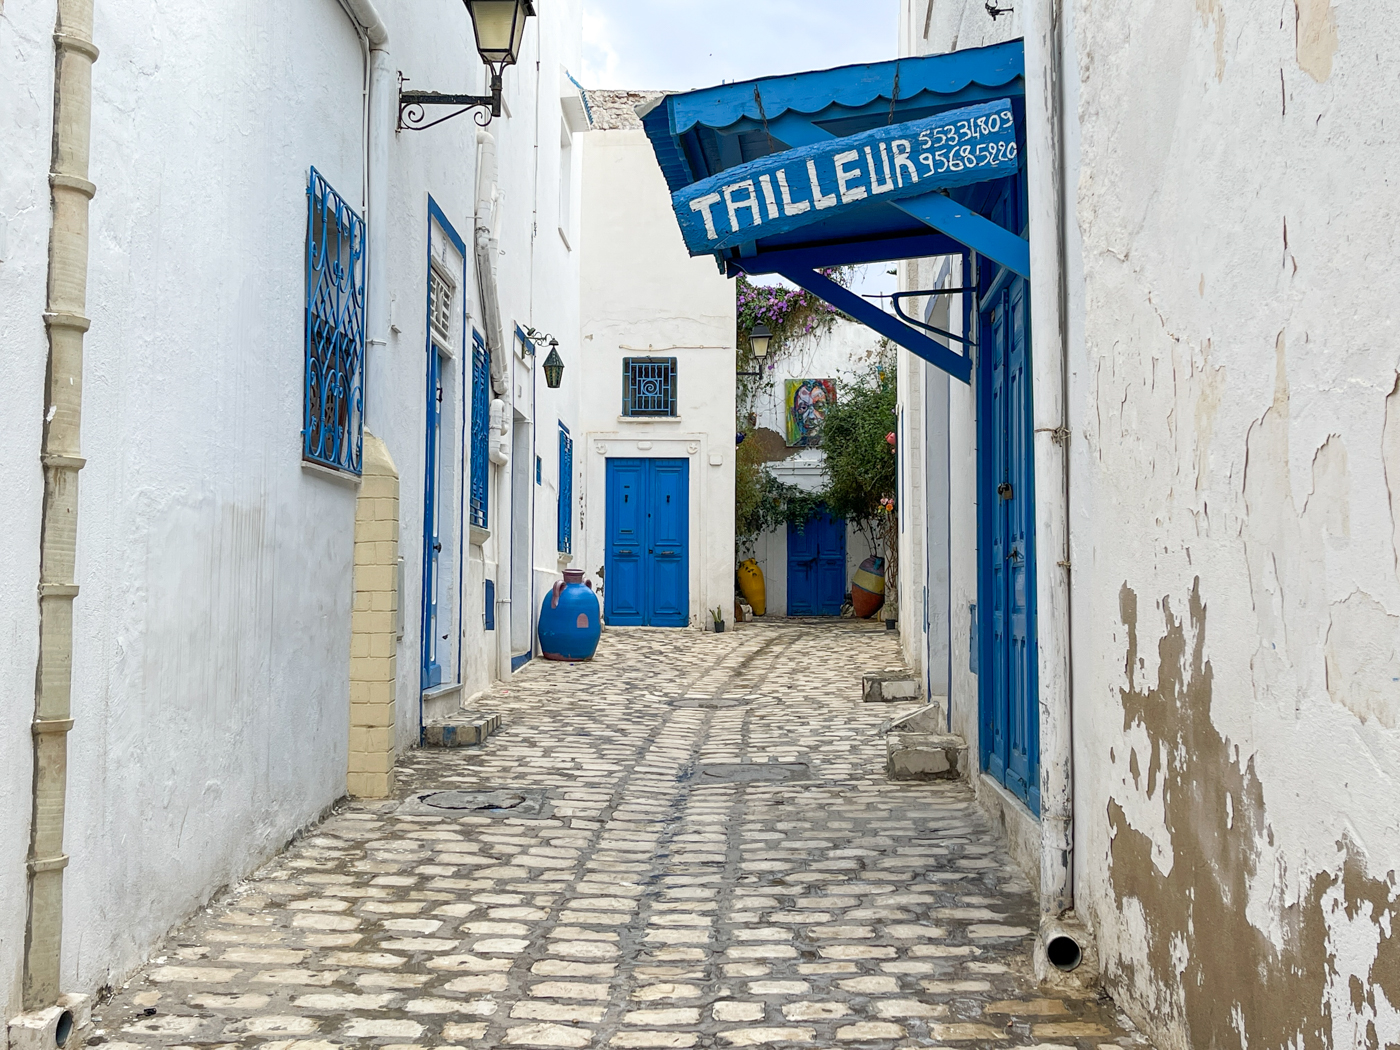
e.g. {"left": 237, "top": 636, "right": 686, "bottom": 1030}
{"left": 398, "top": 789, "right": 550, "bottom": 818}
{"left": 695, "top": 762, "right": 810, "bottom": 784}
{"left": 668, "top": 694, "right": 775, "bottom": 709}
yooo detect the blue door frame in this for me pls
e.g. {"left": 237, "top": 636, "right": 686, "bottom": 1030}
{"left": 787, "top": 513, "right": 846, "bottom": 616}
{"left": 604, "top": 458, "right": 690, "bottom": 627}
{"left": 421, "top": 198, "right": 467, "bottom": 697}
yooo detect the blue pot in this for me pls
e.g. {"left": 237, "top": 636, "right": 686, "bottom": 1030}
{"left": 538, "top": 569, "right": 602, "bottom": 661}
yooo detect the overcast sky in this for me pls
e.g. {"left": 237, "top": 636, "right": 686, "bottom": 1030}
{"left": 579, "top": 0, "right": 901, "bottom": 92}
{"left": 580, "top": 0, "right": 902, "bottom": 299}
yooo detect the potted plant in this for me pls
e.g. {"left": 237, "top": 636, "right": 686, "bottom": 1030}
{"left": 711, "top": 607, "right": 725, "bottom": 633}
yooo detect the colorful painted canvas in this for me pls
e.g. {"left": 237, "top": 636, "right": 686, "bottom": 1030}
{"left": 785, "top": 379, "right": 837, "bottom": 447}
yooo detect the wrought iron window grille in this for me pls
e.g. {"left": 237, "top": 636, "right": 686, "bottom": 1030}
{"left": 304, "top": 167, "right": 366, "bottom": 475}
{"left": 470, "top": 335, "right": 491, "bottom": 528}
{"left": 622, "top": 357, "right": 678, "bottom": 417}
{"left": 558, "top": 422, "right": 574, "bottom": 554}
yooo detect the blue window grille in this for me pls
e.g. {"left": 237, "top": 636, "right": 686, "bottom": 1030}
{"left": 470, "top": 333, "right": 490, "bottom": 528}
{"left": 622, "top": 357, "right": 678, "bottom": 417}
{"left": 558, "top": 422, "right": 574, "bottom": 554}
{"left": 303, "top": 167, "right": 366, "bottom": 473}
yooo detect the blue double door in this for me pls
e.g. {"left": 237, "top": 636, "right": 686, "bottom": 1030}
{"left": 979, "top": 267, "right": 1040, "bottom": 812}
{"left": 787, "top": 513, "right": 846, "bottom": 616}
{"left": 604, "top": 458, "right": 689, "bottom": 627}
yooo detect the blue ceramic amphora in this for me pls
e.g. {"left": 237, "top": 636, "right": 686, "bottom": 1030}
{"left": 538, "top": 569, "right": 602, "bottom": 661}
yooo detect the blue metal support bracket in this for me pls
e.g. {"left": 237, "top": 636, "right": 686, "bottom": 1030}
{"left": 764, "top": 264, "right": 972, "bottom": 384}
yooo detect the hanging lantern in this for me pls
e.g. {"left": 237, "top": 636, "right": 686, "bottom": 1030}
{"left": 542, "top": 345, "right": 565, "bottom": 388}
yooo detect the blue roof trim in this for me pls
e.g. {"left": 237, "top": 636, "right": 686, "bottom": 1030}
{"left": 667, "top": 40, "right": 1022, "bottom": 135}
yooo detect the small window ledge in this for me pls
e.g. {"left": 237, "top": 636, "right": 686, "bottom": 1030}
{"left": 470, "top": 524, "right": 491, "bottom": 548}
{"left": 302, "top": 459, "right": 362, "bottom": 488}
{"left": 617, "top": 415, "right": 682, "bottom": 424}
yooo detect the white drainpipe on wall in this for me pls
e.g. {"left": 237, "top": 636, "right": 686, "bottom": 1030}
{"left": 475, "top": 129, "right": 512, "bottom": 680}
{"left": 15, "top": 0, "right": 99, "bottom": 1042}
{"left": 1026, "top": 0, "right": 1094, "bottom": 982}
{"left": 334, "top": 0, "right": 391, "bottom": 433}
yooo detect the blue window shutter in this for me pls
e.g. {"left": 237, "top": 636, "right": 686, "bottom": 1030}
{"left": 557, "top": 423, "right": 573, "bottom": 554}
{"left": 469, "top": 334, "right": 490, "bottom": 528}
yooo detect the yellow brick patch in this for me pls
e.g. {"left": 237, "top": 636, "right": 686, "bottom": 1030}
{"left": 348, "top": 433, "right": 399, "bottom": 799}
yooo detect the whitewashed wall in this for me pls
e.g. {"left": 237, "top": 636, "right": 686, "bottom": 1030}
{"left": 902, "top": 1, "right": 1400, "bottom": 1046}
{"left": 0, "top": 0, "right": 59, "bottom": 1024}
{"left": 578, "top": 110, "right": 735, "bottom": 628}
{"left": 0, "top": 0, "right": 582, "bottom": 1009}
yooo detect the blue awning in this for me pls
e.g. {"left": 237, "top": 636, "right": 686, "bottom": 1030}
{"left": 639, "top": 40, "right": 1029, "bottom": 384}
{"left": 640, "top": 40, "right": 1023, "bottom": 192}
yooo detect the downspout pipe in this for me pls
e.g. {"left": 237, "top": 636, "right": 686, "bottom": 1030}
{"left": 22, "top": 0, "right": 97, "bottom": 1021}
{"left": 1026, "top": 0, "right": 1095, "bottom": 982}
{"left": 334, "top": 0, "right": 390, "bottom": 433}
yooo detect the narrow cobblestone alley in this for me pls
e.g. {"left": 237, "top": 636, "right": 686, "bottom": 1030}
{"left": 93, "top": 622, "right": 1151, "bottom": 1050}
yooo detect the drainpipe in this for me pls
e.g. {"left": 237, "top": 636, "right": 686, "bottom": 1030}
{"left": 333, "top": 0, "right": 390, "bottom": 432}
{"left": 20, "top": 0, "right": 98, "bottom": 1028}
{"left": 475, "top": 129, "right": 512, "bottom": 680}
{"left": 1026, "top": 0, "right": 1094, "bottom": 981}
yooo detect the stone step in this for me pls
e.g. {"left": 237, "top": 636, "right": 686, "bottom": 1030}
{"left": 886, "top": 705, "right": 968, "bottom": 780}
{"left": 423, "top": 711, "right": 502, "bottom": 749}
{"left": 862, "top": 669, "right": 921, "bottom": 703}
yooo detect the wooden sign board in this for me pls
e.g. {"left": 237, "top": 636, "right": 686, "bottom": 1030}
{"left": 671, "top": 98, "right": 1018, "bottom": 256}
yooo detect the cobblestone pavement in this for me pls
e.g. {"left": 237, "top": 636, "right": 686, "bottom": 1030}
{"left": 95, "top": 620, "right": 1151, "bottom": 1050}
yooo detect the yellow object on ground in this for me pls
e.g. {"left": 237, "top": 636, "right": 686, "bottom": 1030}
{"left": 737, "top": 559, "right": 767, "bottom": 616}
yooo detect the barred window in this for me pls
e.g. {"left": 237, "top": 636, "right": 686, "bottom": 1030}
{"left": 557, "top": 422, "right": 574, "bottom": 554}
{"left": 470, "top": 333, "right": 490, "bottom": 529}
{"left": 621, "top": 357, "right": 678, "bottom": 417}
{"left": 304, "top": 167, "right": 366, "bottom": 473}
{"left": 429, "top": 261, "right": 455, "bottom": 346}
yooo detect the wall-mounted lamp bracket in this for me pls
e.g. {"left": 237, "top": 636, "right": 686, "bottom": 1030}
{"left": 398, "top": 71, "right": 503, "bottom": 132}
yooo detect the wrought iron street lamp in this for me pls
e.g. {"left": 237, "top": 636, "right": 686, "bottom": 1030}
{"left": 399, "top": 0, "right": 536, "bottom": 131}
{"left": 749, "top": 323, "right": 772, "bottom": 359}
{"left": 738, "top": 323, "right": 772, "bottom": 378}
{"left": 542, "top": 344, "right": 565, "bottom": 389}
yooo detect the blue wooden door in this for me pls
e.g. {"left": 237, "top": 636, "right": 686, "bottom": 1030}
{"left": 421, "top": 345, "right": 445, "bottom": 689}
{"left": 787, "top": 512, "right": 846, "bottom": 616}
{"left": 979, "top": 272, "right": 1039, "bottom": 813}
{"left": 605, "top": 458, "right": 689, "bottom": 626}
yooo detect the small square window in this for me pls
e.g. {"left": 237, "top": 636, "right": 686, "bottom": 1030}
{"left": 429, "top": 261, "right": 455, "bottom": 346}
{"left": 622, "top": 357, "right": 678, "bottom": 417}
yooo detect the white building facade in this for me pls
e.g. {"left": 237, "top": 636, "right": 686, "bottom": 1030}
{"left": 1, "top": 0, "right": 583, "bottom": 1028}
{"left": 577, "top": 91, "right": 736, "bottom": 631}
{"left": 891, "top": 2, "right": 1400, "bottom": 1048}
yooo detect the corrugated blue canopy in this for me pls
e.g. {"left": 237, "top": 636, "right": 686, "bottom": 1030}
{"left": 641, "top": 40, "right": 1023, "bottom": 194}
{"left": 638, "top": 40, "right": 1029, "bottom": 384}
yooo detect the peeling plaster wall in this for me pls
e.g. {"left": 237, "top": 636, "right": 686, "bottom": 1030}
{"left": 1071, "top": 0, "right": 1400, "bottom": 1044}
{"left": 0, "top": 0, "right": 58, "bottom": 1022}
{"left": 904, "top": 0, "right": 1400, "bottom": 1046}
